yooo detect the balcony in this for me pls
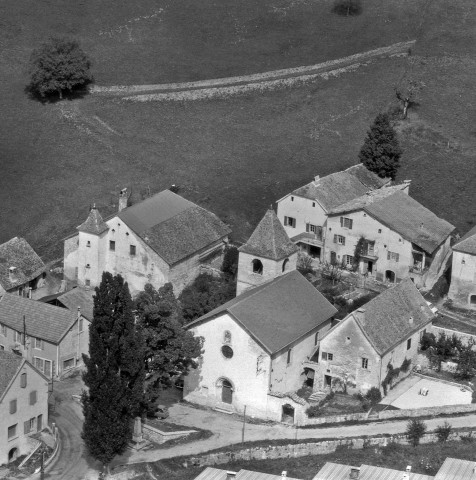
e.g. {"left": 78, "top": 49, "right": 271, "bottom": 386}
{"left": 361, "top": 246, "right": 379, "bottom": 260}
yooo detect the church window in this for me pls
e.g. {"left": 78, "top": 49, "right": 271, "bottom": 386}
{"left": 223, "top": 331, "right": 232, "bottom": 344}
{"left": 221, "top": 345, "right": 234, "bottom": 359}
{"left": 252, "top": 259, "right": 263, "bottom": 275}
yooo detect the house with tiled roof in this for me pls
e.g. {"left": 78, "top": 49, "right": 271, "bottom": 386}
{"left": 0, "top": 237, "right": 46, "bottom": 299}
{"left": 63, "top": 189, "right": 231, "bottom": 296}
{"left": 312, "top": 280, "right": 434, "bottom": 394}
{"left": 39, "top": 286, "right": 94, "bottom": 322}
{"left": 448, "top": 224, "right": 476, "bottom": 310}
{"left": 236, "top": 208, "right": 298, "bottom": 295}
{"left": 325, "top": 189, "right": 455, "bottom": 289}
{"left": 0, "top": 294, "right": 90, "bottom": 377}
{"left": 0, "top": 350, "right": 49, "bottom": 465}
{"left": 184, "top": 270, "right": 337, "bottom": 422}
{"left": 276, "top": 165, "right": 393, "bottom": 262}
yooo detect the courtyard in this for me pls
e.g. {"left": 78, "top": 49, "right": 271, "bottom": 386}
{"left": 380, "top": 376, "right": 472, "bottom": 410}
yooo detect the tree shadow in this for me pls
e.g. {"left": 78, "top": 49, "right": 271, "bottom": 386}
{"left": 332, "top": 0, "right": 362, "bottom": 16}
{"left": 24, "top": 83, "right": 93, "bottom": 104}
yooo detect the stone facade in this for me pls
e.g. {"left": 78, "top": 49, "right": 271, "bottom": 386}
{"left": 0, "top": 361, "right": 49, "bottom": 465}
{"left": 448, "top": 249, "right": 476, "bottom": 309}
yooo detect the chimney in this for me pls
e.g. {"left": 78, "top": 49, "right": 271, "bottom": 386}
{"left": 225, "top": 472, "right": 237, "bottom": 479}
{"left": 402, "top": 466, "right": 411, "bottom": 480}
{"left": 118, "top": 188, "right": 129, "bottom": 212}
{"left": 8, "top": 266, "right": 17, "bottom": 281}
{"left": 349, "top": 467, "right": 360, "bottom": 479}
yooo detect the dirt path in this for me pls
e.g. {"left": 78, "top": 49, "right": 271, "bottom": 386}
{"left": 90, "top": 41, "right": 415, "bottom": 101}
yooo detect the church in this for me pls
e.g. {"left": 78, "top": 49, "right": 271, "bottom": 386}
{"left": 183, "top": 208, "right": 337, "bottom": 422}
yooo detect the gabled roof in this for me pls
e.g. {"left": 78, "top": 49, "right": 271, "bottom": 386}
{"left": 0, "top": 349, "right": 24, "bottom": 398}
{"left": 291, "top": 171, "right": 369, "bottom": 211}
{"left": 194, "top": 468, "right": 302, "bottom": 480}
{"left": 434, "top": 458, "right": 476, "bottom": 480}
{"left": 0, "top": 237, "right": 45, "bottom": 291}
{"left": 453, "top": 224, "right": 476, "bottom": 255}
{"left": 77, "top": 205, "right": 109, "bottom": 235}
{"left": 0, "top": 294, "right": 78, "bottom": 344}
{"left": 187, "top": 270, "right": 337, "bottom": 355}
{"left": 345, "top": 164, "right": 391, "bottom": 189}
{"left": 330, "top": 190, "right": 455, "bottom": 254}
{"left": 57, "top": 287, "right": 94, "bottom": 321}
{"left": 239, "top": 208, "right": 298, "bottom": 260}
{"left": 350, "top": 279, "right": 434, "bottom": 356}
{"left": 312, "top": 463, "right": 433, "bottom": 480}
{"left": 117, "top": 190, "right": 231, "bottom": 265}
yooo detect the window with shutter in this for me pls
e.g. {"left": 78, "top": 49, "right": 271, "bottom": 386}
{"left": 10, "top": 399, "right": 17, "bottom": 414}
{"left": 24, "top": 420, "right": 30, "bottom": 434}
{"left": 20, "top": 373, "right": 27, "bottom": 388}
{"left": 306, "top": 223, "right": 309, "bottom": 232}
{"left": 30, "top": 391, "right": 37, "bottom": 405}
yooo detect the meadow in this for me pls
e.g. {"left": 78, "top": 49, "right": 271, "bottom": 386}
{"left": 0, "top": 0, "right": 475, "bottom": 259}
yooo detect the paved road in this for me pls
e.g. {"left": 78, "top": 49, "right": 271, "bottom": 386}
{"left": 44, "top": 376, "right": 101, "bottom": 480}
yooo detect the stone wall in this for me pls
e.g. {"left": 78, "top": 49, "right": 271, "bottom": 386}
{"left": 189, "top": 430, "right": 476, "bottom": 468}
{"left": 378, "top": 403, "right": 476, "bottom": 420}
{"left": 142, "top": 423, "right": 196, "bottom": 445}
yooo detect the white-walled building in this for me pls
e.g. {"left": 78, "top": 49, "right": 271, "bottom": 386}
{"left": 64, "top": 189, "right": 231, "bottom": 296}
{"left": 276, "top": 165, "right": 391, "bottom": 261}
{"left": 184, "top": 270, "right": 337, "bottom": 422}
{"left": 237, "top": 208, "right": 298, "bottom": 295}
{"left": 325, "top": 189, "right": 455, "bottom": 289}
{"left": 448, "top": 225, "right": 476, "bottom": 309}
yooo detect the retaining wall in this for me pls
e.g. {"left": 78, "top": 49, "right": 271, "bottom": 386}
{"left": 189, "top": 430, "right": 476, "bottom": 468}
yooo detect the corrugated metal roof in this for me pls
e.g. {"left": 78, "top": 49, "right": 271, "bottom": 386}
{"left": 434, "top": 458, "right": 476, "bottom": 480}
{"left": 237, "top": 469, "right": 302, "bottom": 479}
{"left": 193, "top": 467, "right": 231, "bottom": 480}
{"left": 312, "top": 463, "right": 433, "bottom": 480}
{"left": 312, "top": 462, "right": 352, "bottom": 480}
{"left": 188, "top": 271, "right": 337, "bottom": 354}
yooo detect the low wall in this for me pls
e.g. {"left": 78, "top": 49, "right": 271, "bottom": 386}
{"left": 300, "top": 411, "right": 368, "bottom": 426}
{"left": 142, "top": 423, "right": 196, "bottom": 445}
{"left": 189, "top": 430, "right": 476, "bottom": 468}
{"left": 379, "top": 403, "right": 476, "bottom": 420}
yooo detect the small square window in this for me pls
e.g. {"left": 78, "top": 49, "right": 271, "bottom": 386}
{"left": 407, "top": 338, "right": 412, "bottom": 350}
{"left": 130, "top": 245, "right": 136, "bottom": 255}
{"left": 284, "top": 216, "right": 296, "bottom": 228}
{"left": 34, "top": 338, "right": 43, "bottom": 350}
{"left": 10, "top": 399, "right": 17, "bottom": 414}
{"left": 378, "top": 229, "right": 382, "bottom": 234}
{"left": 85, "top": 279, "right": 90, "bottom": 287}
{"left": 29, "top": 390, "right": 37, "bottom": 406}
{"left": 327, "top": 353, "right": 334, "bottom": 361}
{"left": 361, "top": 358, "right": 369, "bottom": 369}
{"left": 8, "top": 424, "right": 17, "bottom": 440}
{"left": 291, "top": 196, "right": 294, "bottom": 201}
{"left": 86, "top": 241, "right": 91, "bottom": 247}
{"left": 109, "top": 240, "right": 116, "bottom": 251}
{"left": 312, "top": 202, "right": 316, "bottom": 207}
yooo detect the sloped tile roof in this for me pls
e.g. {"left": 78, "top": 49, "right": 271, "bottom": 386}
{"left": 77, "top": 206, "right": 109, "bottom": 235}
{"left": 364, "top": 191, "right": 455, "bottom": 254}
{"left": 57, "top": 287, "right": 94, "bottom": 321}
{"left": 188, "top": 271, "right": 337, "bottom": 354}
{"left": 239, "top": 209, "right": 298, "bottom": 260}
{"left": 453, "top": 224, "right": 476, "bottom": 255}
{"left": 434, "top": 458, "right": 476, "bottom": 480}
{"left": 0, "top": 349, "right": 23, "bottom": 397}
{"left": 118, "top": 190, "right": 231, "bottom": 265}
{"left": 292, "top": 172, "right": 369, "bottom": 211}
{"left": 345, "top": 164, "right": 391, "bottom": 189}
{"left": 0, "top": 294, "right": 77, "bottom": 344}
{"left": 352, "top": 279, "right": 434, "bottom": 356}
{"left": 0, "top": 237, "right": 45, "bottom": 291}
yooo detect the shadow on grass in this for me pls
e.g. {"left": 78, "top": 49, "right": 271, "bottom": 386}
{"left": 24, "top": 83, "right": 92, "bottom": 104}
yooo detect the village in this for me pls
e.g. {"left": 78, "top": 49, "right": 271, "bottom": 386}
{"left": 1, "top": 159, "right": 476, "bottom": 480}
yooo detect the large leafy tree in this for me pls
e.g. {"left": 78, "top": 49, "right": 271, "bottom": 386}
{"left": 135, "top": 283, "right": 202, "bottom": 413}
{"left": 28, "top": 37, "right": 93, "bottom": 99}
{"left": 359, "top": 113, "right": 402, "bottom": 180}
{"left": 82, "top": 273, "right": 144, "bottom": 470}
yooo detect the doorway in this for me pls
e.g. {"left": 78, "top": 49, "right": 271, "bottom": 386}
{"left": 385, "top": 270, "right": 396, "bottom": 283}
{"left": 324, "top": 375, "right": 333, "bottom": 388}
{"left": 367, "top": 261, "right": 374, "bottom": 275}
{"left": 309, "top": 246, "right": 321, "bottom": 259}
{"left": 221, "top": 379, "right": 233, "bottom": 404}
{"left": 8, "top": 448, "right": 18, "bottom": 463}
{"left": 281, "top": 404, "right": 295, "bottom": 424}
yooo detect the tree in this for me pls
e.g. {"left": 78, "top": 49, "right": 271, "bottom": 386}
{"left": 179, "top": 273, "right": 235, "bottom": 323}
{"left": 82, "top": 273, "right": 144, "bottom": 471}
{"left": 395, "top": 79, "right": 425, "bottom": 119}
{"left": 28, "top": 37, "right": 93, "bottom": 99}
{"left": 135, "top": 283, "right": 203, "bottom": 413}
{"left": 435, "top": 421, "right": 452, "bottom": 442}
{"left": 406, "top": 418, "right": 427, "bottom": 446}
{"left": 359, "top": 113, "right": 403, "bottom": 180}
{"left": 222, "top": 245, "right": 239, "bottom": 278}
{"left": 455, "top": 339, "right": 476, "bottom": 380}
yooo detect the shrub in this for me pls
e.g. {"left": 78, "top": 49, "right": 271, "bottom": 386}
{"left": 306, "top": 405, "right": 321, "bottom": 418}
{"left": 435, "top": 421, "right": 452, "bottom": 442}
{"left": 297, "top": 252, "right": 314, "bottom": 276}
{"left": 406, "top": 419, "right": 427, "bottom": 446}
{"left": 400, "top": 358, "right": 411, "bottom": 373}
{"left": 222, "top": 245, "right": 239, "bottom": 277}
{"left": 420, "top": 332, "right": 436, "bottom": 351}
{"left": 365, "top": 387, "right": 382, "bottom": 406}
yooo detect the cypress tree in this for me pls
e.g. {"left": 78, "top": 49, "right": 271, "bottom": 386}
{"left": 82, "top": 272, "right": 145, "bottom": 470}
{"left": 359, "top": 113, "right": 403, "bottom": 180}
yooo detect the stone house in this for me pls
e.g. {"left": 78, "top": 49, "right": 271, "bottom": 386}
{"left": 0, "top": 294, "right": 90, "bottom": 377}
{"left": 0, "top": 237, "right": 46, "bottom": 299}
{"left": 183, "top": 270, "right": 337, "bottom": 422}
{"left": 236, "top": 208, "right": 298, "bottom": 295}
{"left": 448, "top": 225, "right": 476, "bottom": 309}
{"left": 0, "top": 350, "right": 49, "bottom": 465}
{"left": 276, "top": 165, "right": 391, "bottom": 262}
{"left": 312, "top": 279, "right": 434, "bottom": 394}
{"left": 326, "top": 189, "right": 455, "bottom": 289}
{"left": 64, "top": 189, "right": 231, "bottom": 296}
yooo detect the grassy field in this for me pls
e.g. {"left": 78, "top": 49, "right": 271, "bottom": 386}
{"left": 0, "top": 0, "right": 475, "bottom": 260}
